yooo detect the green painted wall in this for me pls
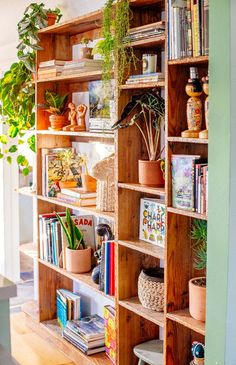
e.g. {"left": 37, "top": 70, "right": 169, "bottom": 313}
{"left": 206, "top": 0, "right": 231, "bottom": 364}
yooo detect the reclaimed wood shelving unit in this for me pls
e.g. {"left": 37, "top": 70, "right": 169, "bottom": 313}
{"left": 21, "top": 0, "right": 209, "bottom": 364}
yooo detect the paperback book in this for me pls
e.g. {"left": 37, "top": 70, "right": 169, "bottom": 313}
{"left": 104, "top": 305, "right": 116, "bottom": 363}
{"left": 57, "top": 289, "right": 81, "bottom": 328}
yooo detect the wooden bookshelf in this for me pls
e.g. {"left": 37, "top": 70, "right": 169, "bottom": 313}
{"left": 118, "top": 239, "right": 165, "bottom": 260}
{"left": 118, "top": 182, "right": 165, "bottom": 196}
{"left": 36, "top": 70, "right": 102, "bottom": 83}
{"left": 168, "top": 55, "right": 209, "bottom": 65}
{"left": 166, "top": 309, "right": 205, "bottom": 336}
{"left": 36, "top": 130, "right": 114, "bottom": 140}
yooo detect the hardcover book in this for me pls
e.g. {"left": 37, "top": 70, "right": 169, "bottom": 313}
{"left": 139, "top": 198, "right": 165, "bottom": 247}
{"left": 104, "top": 306, "right": 116, "bottom": 363}
{"left": 171, "top": 154, "right": 200, "bottom": 211}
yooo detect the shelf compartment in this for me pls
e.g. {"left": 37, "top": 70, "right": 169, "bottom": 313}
{"left": 168, "top": 55, "right": 209, "bottom": 65}
{"left": 118, "top": 182, "right": 165, "bottom": 196}
{"left": 167, "top": 309, "right": 205, "bottom": 336}
{"left": 119, "top": 297, "right": 164, "bottom": 327}
{"left": 167, "top": 207, "right": 208, "bottom": 220}
{"left": 38, "top": 9, "right": 103, "bottom": 36}
{"left": 36, "top": 130, "right": 114, "bottom": 140}
{"left": 36, "top": 70, "right": 102, "bottom": 83}
{"left": 129, "top": 34, "right": 165, "bottom": 48}
{"left": 42, "top": 319, "right": 111, "bottom": 365}
{"left": 120, "top": 81, "right": 165, "bottom": 90}
{"left": 168, "top": 136, "right": 208, "bottom": 144}
{"left": 37, "top": 195, "right": 115, "bottom": 220}
{"left": 38, "top": 259, "right": 114, "bottom": 302}
{"left": 119, "top": 239, "right": 164, "bottom": 260}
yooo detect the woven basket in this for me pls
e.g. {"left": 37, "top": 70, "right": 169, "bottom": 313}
{"left": 138, "top": 268, "right": 164, "bottom": 312}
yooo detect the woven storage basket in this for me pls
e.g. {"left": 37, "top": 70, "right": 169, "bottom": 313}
{"left": 138, "top": 268, "right": 164, "bottom": 312}
{"left": 90, "top": 154, "right": 115, "bottom": 212}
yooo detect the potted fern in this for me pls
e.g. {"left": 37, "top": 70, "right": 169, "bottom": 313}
{"left": 56, "top": 209, "right": 91, "bottom": 273}
{"left": 112, "top": 91, "right": 165, "bottom": 187}
{"left": 44, "top": 90, "right": 69, "bottom": 130}
{"left": 189, "top": 219, "right": 207, "bottom": 322}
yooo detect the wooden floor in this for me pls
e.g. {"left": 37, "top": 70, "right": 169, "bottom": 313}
{"left": 10, "top": 312, "right": 75, "bottom": 365}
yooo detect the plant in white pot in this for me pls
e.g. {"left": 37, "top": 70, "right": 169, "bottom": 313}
{"left": 56, "top": 208, "right": 91, "bottom": 273}
{"left": 189, "top": 219, "right": 207, "bottom": 322}
{"left": 112, "top": 90, "right": 165, "bottom": 187}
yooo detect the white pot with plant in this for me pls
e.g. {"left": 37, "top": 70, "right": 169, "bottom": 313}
{"left": 189, "top": 219, "right": 207, "bottom": 322}
{"left": 79, "top": 38, "right": 93, "bottom": 59}
{"left": 56, "top": 209, "right": 91, "bottom": 273}
{"left": 112, "top": 91, "right": 165, "bottom": 187}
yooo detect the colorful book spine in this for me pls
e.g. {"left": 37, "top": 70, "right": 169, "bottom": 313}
{"left": 186, "top": 0, "right": 193, "bottom": 56}
{"left": 104, "top": 306, "right": 116, "bottom": 363}
{"left": 104, "top": 242, "right": 111, "bottom": 295}
{"left": 203, "top": 0, "right": 209, "bottom": 55}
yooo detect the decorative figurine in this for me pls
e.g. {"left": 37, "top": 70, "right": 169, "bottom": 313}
{"left": 181, "top": 67, "right": 203, "bottom": 138}
{"left": 190, "top": 341, "right": 205, "bottom": 365}
{"left": 63, "top": 102, "right": 87, "bottom": 132}
{"left": 76, "top": 104, "right": 87, "bottom": 131}
{"left": 199, "top": 73, "right": 209, "bottom": 139}
{"left": 63, "top": 102, "right": 78, "bottom": 131}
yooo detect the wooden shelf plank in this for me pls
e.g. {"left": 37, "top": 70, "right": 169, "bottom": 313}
{"left": 36, "top": 130, "right": 114, "bottom": 140}
{"left": 37, "top": 195, "right": 115, "bottom": 220}
{"left": 167, "top": 309, "right": 205, "bottom": 336}
{"left": 41, "top": 319, "right": 111, "bottom": 365}
{"left": 38, "top": 9, "right": 103, "bottom": 35}
{"left": 38, "top": 259, "right": 114, "bottom": 302}
{"left": 129, "top": 34, "right": 165, "bottom": 48}
{"left": 119, "top": 297, "right": 164, "bottom": 327}
{"left": 167, "top": 207, "right": 208, "bottom": 220}
{"left": 118, "top": 182, "right": 165, "bottom": 196}
{"left": 130, "top": 0, "right": 164, "bottom": 6}
{"left": 120, "top": 81, "right": 165, "bottom": 90}
{"left": 119, "top": 239, "right": 165, "bottom": 260}
{"left": 18, "top": 187, "right": 37, "bottom": 198}
{"left": 168, "top": 55, "right": 209, "bottom": 65}
{"left": 37, "top": 70, "right": 102, "bottom": 83}
{"left": 168, "top": 136, "right": 208, "bottom": 144}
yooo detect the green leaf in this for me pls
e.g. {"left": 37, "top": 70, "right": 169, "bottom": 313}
{"left": 22, "top": 167, "right": 30, "bottom": 176}
{"left": 8, "top": 126, "right": 19, "bottom": 138}
{"left": 0, "top": 153, "right": 3, "bottom": 159}
{"left": 0, "top": 135, "right": 7, "bottom": 144}
{"left": 7, "top": 156, "right": 12, "bottom": 164}
{"left": 56, "top": 212, "right": 72, "bottom": 248}
{"left": 9, "top": 145, "right": 18, "bottom": 153}
{"left": 17, "top": 155, "right": 26, "bottom": 165}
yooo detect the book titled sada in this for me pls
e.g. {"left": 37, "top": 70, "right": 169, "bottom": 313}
{"left": 139, "top": 198, "right": 165, "bottom": 247}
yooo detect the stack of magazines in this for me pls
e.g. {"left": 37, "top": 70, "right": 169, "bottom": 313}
{"left": 63, "top": 314, "right": 106, "bottom": 355}
{"left": 125, "top": 21, "right": 165, "bottom": 43}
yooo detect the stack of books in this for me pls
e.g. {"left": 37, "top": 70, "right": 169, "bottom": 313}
{"left": 39, "top": 212, "right": 95, "bottom": 268}
{"left": 57, "top": 289, "right": 81, "bottom": 328}
{"left": 61, "top": 59, "right": 103, "bottom": 76}
{"left": 125, "top": 21, "right": 165, "bottom": 43}
{"left": 125, "top": 72, "right": 164, "bottom": 85}
{"left": 168, "top": 0, "right": 209, "bottom": 60}
{"left": 171, "top": 154, "right": 208, "bottom": 214}
{"left": 63, "top": 314, "right": 106, "bottom": 355}
{"left": 57, "top": 188, "right": 97, "bottom": 207}
{"left": 99, "top": 241, "right": 115, "bottom": 296}
{"left": 38, "top": 60, "right": 65, "bottom": 79}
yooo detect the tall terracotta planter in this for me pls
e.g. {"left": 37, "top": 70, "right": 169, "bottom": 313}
{"left": 65, "top": 247, "right": 91, "bottom": 273}
{"left": 47, "top": 13, "right": 57, "bottom": 26}
{"left": 139, "top": 160, "right": 164, "bottom": 187}
{"left": 189, "top": 277, "right": 206, "bottom": 322}
{"left": 49, "top": 115, "right": 68, "bottom": 131}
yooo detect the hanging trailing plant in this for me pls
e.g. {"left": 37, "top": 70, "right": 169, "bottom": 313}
{"left": 93, "top": 0, "right": 136, "bottom": 87}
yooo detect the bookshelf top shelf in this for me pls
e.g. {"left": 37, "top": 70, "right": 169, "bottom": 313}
{"left": 168, "top": 56, "right": 209, "bottom": 66}
{"left": 38, "top": 9, "right": 103, "bottom": 36}
{"left": 36, "top": 70, "right": 102, "bottom": 84}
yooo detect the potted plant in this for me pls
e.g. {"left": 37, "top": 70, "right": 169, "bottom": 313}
{"left": 56, "top": 209, "right": 91, "bottom": 273}
{"left": 47, "top": 8, "right": 62, "bottom": 26}
{"left": 112, "top": 91, "right": 165, "bottom": 187}
{"left": 79, "top": 38, "right": 93, "bottom": 59}
{"left": 189, "top": 219, "right": 207, "bottom": 322}
{"left": 44, "top": 90, "right": 69, "bottom": 130}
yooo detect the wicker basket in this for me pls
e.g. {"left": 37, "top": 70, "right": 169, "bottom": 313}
{"left": 138, "top": 268, "right": 164, "bottom": 312}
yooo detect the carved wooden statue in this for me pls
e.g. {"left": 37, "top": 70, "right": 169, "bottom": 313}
{"left": 63, "top": 102, "right": 87, "bottom": 132}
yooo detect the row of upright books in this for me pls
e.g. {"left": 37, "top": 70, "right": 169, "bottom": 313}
{"left": 168, "top": 0, "right": 209, "bottom": 60}
{"left": 99, "top": 241, "right": 115, "bottom": 296}
{"left": 38, "top": 59, "right": 103, "bottom": 79}
{"left": 39, "top": 212, "right": 95, "bottom": 267}
{"left": 172, "top": 154, "right": 208, "bottom": 214}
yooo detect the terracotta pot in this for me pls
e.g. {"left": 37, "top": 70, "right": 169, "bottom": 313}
{"left": 189, "top": 277, "right": 206, "bottom": 322}
{"left": 47, "top": 13, "right": 57, "bottom": 26}
{"left": 65, "top": 247, "right": 91, "bottom": 273}
{"left": 138, "top": 160, "right": 165, "bottom": 187}
{"left": 79, "top": 47, "right": 93, "bottom": 59}
{"left": 49, "top": 115, "right": 68, "bottom": 131}
{"left": 82, "top": 174, "right": 97, "bottom": 192}
{"left": 59, "top": 180, "right": 77, "bottom": 189}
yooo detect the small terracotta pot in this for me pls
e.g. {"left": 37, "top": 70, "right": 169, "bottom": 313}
{"left": 79, "top": 47, "right": 93, "bottom": 59}
{"left": 49, "top": 115, "right": 68, "bottom": 131}
{"left": 82, "top": 174, "right": 97, "bottom": 192}
{"left": 189, "top": 277, "right": 206, "bottom": 322}
{"left": 59, "top": 180, "right": 77, "bottom": 189}
{"left": 138, "top": 160, "right": 165, "bottom": 187}
{"left": 47, "top": 13, "right": 57, "bottom": 26}
{"left": 65, "top": 247, "right": 91, "bottom": 273}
